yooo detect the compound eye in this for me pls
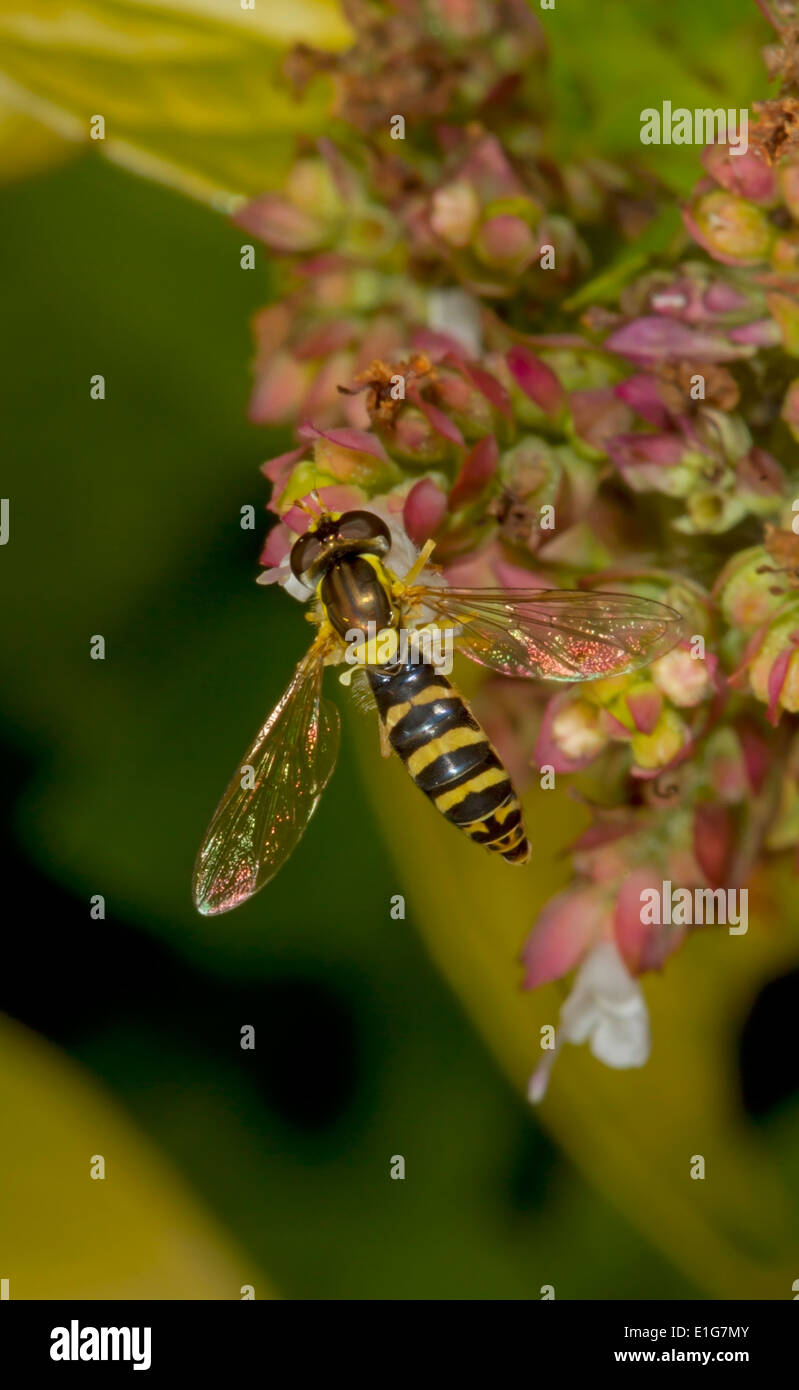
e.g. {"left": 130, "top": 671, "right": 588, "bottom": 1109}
{"left": 336, "top": 510, "right": 391, "bottom": 551}
{"left": 289, "top": 529, "right": 324, "bottom": 580}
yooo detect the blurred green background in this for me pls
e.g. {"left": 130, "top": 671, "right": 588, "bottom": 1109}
{"left": 1, "top": 0, "right": 799, "bottom": 1300}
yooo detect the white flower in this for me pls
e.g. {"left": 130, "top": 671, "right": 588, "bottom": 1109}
{"left": 256, "top": 561, "right": 314, "bottom": 602}
{"left": 551, "top": 699, "right": 606, "bottom": 760}
{"left": 427, "top": 286, "right": 483, "bottom": 358}
{"left": 527, "top": 942, "right": 651, "bottom": 1103}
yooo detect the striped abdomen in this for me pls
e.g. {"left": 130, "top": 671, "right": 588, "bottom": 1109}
{"left": 367, "top": 661, "right": 530, "bottom": 864}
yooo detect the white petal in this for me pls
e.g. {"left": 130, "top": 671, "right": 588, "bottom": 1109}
{"left": 255, "top": 551, "right": 315, "bottom": 602}
{"left": 256, "top": 566, "right": 290, "bottom": 587}
{"left": 527, "top": 1057, "right": 554, "bottom": 1104}
{"left": 589, "top": 1009, "right": 650, "bottom": 1070}
{"left": 427, "top": 287, "right": 483, "bottom": 358}
{"left": 283, "top": 572, "right": 316, "bottom": 602}
{"left": 560, "top": 942, "right": 651, "bottom": 1069}
{"left": 574, "top": 941, "right": 641, "bottom": 1003}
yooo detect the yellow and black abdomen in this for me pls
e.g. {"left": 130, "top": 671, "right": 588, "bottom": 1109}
{"left": 367, "top": 662, "right": 530, "bottom": 864}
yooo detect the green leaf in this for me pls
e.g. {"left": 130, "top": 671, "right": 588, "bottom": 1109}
{"left": 0, "top": 1012, "right": 273, "bottom": 1296}
{"left": 546, "top": 0, "right": 770, "bottom": 193}
{"left": 563, "top": 208, "right": 684, "bottom": 312}
{"left": 0, "top": 0, "right": 351, "bottom": 201}
{"left": 0, "top": 157, "right": 698, "bottom": 1300}
{"left": 356, "top": 721, "right": 799, "bottom": 1299}
{"left": 0, "top": 96, "right": 78, "bottom": 183}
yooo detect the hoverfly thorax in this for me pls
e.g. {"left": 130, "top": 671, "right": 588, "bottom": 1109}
{"left": 290, "top": 509, "right": 395, "bottom": 639}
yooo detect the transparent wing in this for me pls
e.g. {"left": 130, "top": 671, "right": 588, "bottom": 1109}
{"left": 193, "top": 645, "right": 340, "bottom": 916}
{"left": 412, "top": 585, "right": 686, "bottom": 681}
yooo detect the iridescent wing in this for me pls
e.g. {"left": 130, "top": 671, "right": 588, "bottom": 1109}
{"left": 193, "top": 643, "right": 340, "bottom": 916}
{"left": 410, "top": 586, "right": 686, "bottom": 681}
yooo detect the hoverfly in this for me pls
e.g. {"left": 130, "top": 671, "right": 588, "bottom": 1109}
{"left": 193, "top": 503, "right": 685, "bottom": 915}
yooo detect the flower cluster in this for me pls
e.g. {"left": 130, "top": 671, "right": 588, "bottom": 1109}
{"left": 236, "top": 0, "right": 660, "bottom": 431}
{"left": 241, "top": 0, "right": 799, "bottom": 1096}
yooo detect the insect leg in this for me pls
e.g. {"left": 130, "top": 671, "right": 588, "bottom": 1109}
{"left": 378, "top": 719, "right": 392, "bottom": 758}
{"left": 400, "top": 539, "right": 437, "bottom": 588}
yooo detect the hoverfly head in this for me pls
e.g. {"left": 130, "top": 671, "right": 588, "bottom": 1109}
{"left": 289, "top": 508, "right": 392, "bottom": 584}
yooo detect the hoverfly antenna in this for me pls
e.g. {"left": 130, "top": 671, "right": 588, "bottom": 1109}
{"left": 294, "top": 492, "right": 324, "bottom": 523}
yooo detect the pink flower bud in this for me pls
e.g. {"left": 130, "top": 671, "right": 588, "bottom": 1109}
{"left": 638, "top": 266, "right": 759, "bottom": 324}
{"left": 684, "top": 191, "right": 775, "bottom": 267}
{"left": 701, "top": 143, "right": 778, "bottom": 205}
{"left": 380, "top": 408, "right": 453, "bottom": 466}
{"left": 402, "top": 477, "right": 449, "bottom": 546}
{"left": 614, "top": 375, "right": 671, "bottom": 428}
{"left": 572, "top": 822, "right": 639, "bottom": 885}
{"left": 459, "top": 134, "right": 524, "bottom": 201}
{"left": 693, "top": 803, "right": 733, "bottom": 887}
{"left": 736, "top": 447, "right": 784, "bottom": 499}
{"left": 570, "top": 387, "right": 632, "bottom": 455}
{"left": 630, "top": 709, "right": 687, "bottom": 770}
{"left": 624, "top": 684, "right": 663, "bottom": 735}
{"left": 449, "top": 435, "right": 498, "bottom": 510}
{"left": 233, "top": 194, "right": 325, "bottom": 253}
{"left": 259, "top": 520, "right": 296, "bottom": 569}
{"left": 606, "top": 316, "right": 751, "bottom": 365}
{"left": 650, "top": 646, "right": 713, "bottom": 707}
{"left": 474, "top": 214, "right": 537, "bottom": 273}
{"left": 748, "top": 605, "right": 799, "bottom": 721}
{"left": 607, "top": 432, "right": 687, "bottom": 469}
{"left": 728, "top": 318, "right": 781, "bottom": 347}
{"left": 298, "top": 423, "right": 400, "bottom": 490}
{"left": 406, "top": 387, "right": 465, "bottom": 446}
{"left": 249, "top": 352, "right": 312, "bottom": 424}
{"left": 704, "top": 728, "right": 749, "bottom": 802}
{"left": 431, "top": 369, "right": 495, "bottom": 437}
{"left": 260, "top": 446, "right": 308, "bottom": 511}
{"left": 522, "top": 886, "right": 608, "bottom": 989}
{"left": 614, "top": 869, "right": 674, "bottom": 975}
{"left": 702, "top": 281, "right": 755, "bottom": 318}
{"left": 506, "top": 345, "right": 565, "bottom": 417}
{"left": 717, "top": 546, "right": 788, "bottom": 630}
{"left": 550, "top": 698, "right": 607, "bottom": 761}
{"left": 303, "top": 351, "right": 361, "bottom": 426}
{"left": 606, "top": 432, "right": 701, "bottom": 498}
{"left": 430, "top": 180, "right": 480, "bottom": 248}
{"left": 736, "top": 718, "right": 771, "bottom": 794}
